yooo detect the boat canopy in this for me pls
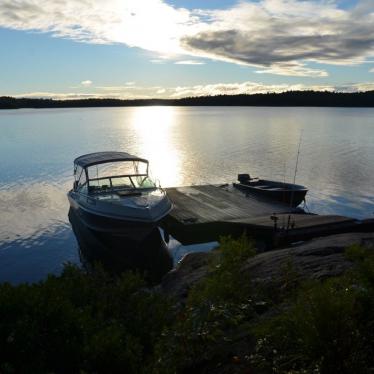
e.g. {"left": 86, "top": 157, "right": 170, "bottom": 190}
{"left": 74, "top": 152, "right": 148, "bottom": 168}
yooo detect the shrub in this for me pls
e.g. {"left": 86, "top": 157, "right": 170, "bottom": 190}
{"left": 0, "top": 265, "right": 172, "bottom": 374}
{"left": 188, "top": 234, "right": 256, "bottom": 305}
{"left": 153, "top": 235, "right": 256, "bottom": 373}
{"left": 1, "top": 239, "right": 373, "bottom": 374}
{"left": 251, "top": 245, "right": 374, "bottom": 374}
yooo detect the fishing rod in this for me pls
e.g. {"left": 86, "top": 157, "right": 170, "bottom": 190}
{"left": 293, "top": 130, "right": 303, "bottom": 185}
{"left": 288, "top": 130, "right": 304, "bottom": 215}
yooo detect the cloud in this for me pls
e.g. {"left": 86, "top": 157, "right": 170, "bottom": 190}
{"left": 150, "top": 59, "right": 167, "bottom": 64}
{"left": 10, "top": 92, "right": 112, "bottom": 100}
{"left": 174, "top": 60, "right": 205, "bottom": 65}
{"left": 170, "top": 82, "right": 334, "bottom": 98}
{"left": 170, "top": 81, "right": 374, "bottom": 96}
{"left": 13, "top": 84, "right": 169, "bottom": 99}
{"left": 0, "top": 0, "right": 193, "bottom": 53}
{"left": 351, "top": 82, "right": 374, "bottom": 91}
{"left": 95, "top": 86, "right": 138, "bottom": 91}
{"left": 93, "top": 81, "right": 334, "bottom": 98}
{"left": 8, "top": 80, "right": 374, "bottom": 101}
{"left": 181, "top": 0, "right": 374, "bottom": 76}
{"left": 1, "top": 0, "right": 374, "bottom": 77}
{"left": 81, "top": 80, "right": 92, "bottom": 86}
{"left": 256, "top": 63, "right": 328, "bottom": 77}
{"left": 370, "top": 68, "right": 374, "bottom": 73}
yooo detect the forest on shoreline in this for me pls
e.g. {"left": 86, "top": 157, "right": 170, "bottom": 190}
{"left": 1, "top": 90, "right": 374, "bottom": 109}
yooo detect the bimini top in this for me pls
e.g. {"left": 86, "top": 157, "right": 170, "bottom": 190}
{"left": 74, "top": 151, "right": 148, "bottom": 168}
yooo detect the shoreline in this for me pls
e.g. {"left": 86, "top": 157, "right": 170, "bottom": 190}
{"left": 2, "top": 90, "right": 374, "bottom": 109}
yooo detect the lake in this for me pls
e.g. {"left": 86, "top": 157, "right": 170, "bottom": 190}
{"left": 0, "top": 106, "right": 373, "bottom": 283}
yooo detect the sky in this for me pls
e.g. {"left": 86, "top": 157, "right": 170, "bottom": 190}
{"left": 1, "top": 0, "right": 374, "bottom": 99}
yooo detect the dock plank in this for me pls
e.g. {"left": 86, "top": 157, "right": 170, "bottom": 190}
{"left": 163, "top": 184, "right": 360, "bottom": 245}
{"left": 166, "top": 185, "right": 296, "bottom": 224}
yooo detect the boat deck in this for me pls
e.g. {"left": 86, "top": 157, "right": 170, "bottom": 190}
{"left": 163, "top": 184, "right": 359, "bottom": 245}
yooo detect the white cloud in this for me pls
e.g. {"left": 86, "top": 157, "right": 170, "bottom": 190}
{"left": 351, "top": 82, "right": 374, "bottom": 91}
{"left": 370, "top": 68, "right": 374, "bottom": 73}
{"left": 8, "top": 80, "right": 374, "bottom": 101}
{"left": 150, "top": 59, "right": 166, "bottom": 64}
{"left": 174, "top": 60, "right": 205, "bottom": 65}
{"left": 0, "top": 0, "right": 194, "bottom": 54}
{"left": 1, "top": 0, "right": 374, "bottom": 77}
{"left": 256, "top": 62, "right": 328, "bottom": 77}
{"left": 81, "top": 80, "right": 92, "bottom": 86}
{"left": 170, "top": 81, "right": 374, "bottom": 96}
{"left": 11, "top": 92, "right": 110, "bottom": 100}
{"left": 95, "top": 86, "right": 137, "bottom": 91}
{"left": 170, "top": 82, "right": 333, "bottom": 98}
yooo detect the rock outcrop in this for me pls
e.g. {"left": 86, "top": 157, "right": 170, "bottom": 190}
{"left": 161, "top": 251, "right": 216, "bottom": 300}
{"left": 161, "top": 232, "right": 374, "bottom": 300}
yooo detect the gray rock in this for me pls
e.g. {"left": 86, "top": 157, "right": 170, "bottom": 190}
{"left": 161, "top": 251, "right": 216, "bottom": 300}
{"left": 244, "top": 232, "right": 374, "bottom": 286}
{"left": 161, "top": 232, "right": 374, "bottom": 300}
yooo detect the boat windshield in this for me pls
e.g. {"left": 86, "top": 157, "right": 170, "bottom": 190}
{"left": 87, "top": 160, "right": 148, "bottom": 179}
{"left": 81, "top": 160, "right": 155, "bottom": 194}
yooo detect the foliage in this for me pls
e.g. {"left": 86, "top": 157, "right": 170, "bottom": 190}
{"left": 251, "top": 244, "right": 374, "bottom": 374}
{"left": 0, "top": 239, "right": 373, "bottom": 374}
{"left": 188, "top": 234, "right": 256, "bottom": 305}
{"left": 0, "top": 265, "right": 172, "bottom": 374}
{"left": 153, "top": 235, "right": 256, "bottom": 373}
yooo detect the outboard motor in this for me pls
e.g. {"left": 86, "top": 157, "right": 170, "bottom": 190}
{"left": 238, "top": 174, "right": 251, "bottom": 183}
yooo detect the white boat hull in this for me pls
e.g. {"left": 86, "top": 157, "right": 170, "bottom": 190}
{"left": 67, "top": 189, "right": 172, "bottom": 240}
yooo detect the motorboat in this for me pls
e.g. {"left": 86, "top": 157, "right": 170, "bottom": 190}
{"left": 233, "top": 173, "right": 308, "bottom": 207}
{"left": 67, "top": 151, "right": 173, "bottom": 240}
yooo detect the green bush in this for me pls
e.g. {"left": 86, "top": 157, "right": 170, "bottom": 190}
{"left": 188, "top": 234, "right": 256, "bottom": 305}
{"left": 153, "top": 235, "right": 256, "bottom": 373}
{"left": 251, "top": 245, "right": 374, "bottom": 374}
{"left": 1, "top": 239, "right": 373, "bottom": 374}
{"left": 0, "top": 265, "right": 172, "bottom": 374}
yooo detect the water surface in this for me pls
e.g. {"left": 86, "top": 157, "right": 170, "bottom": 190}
{"left": 1, "top": 106, "right": 373, "bottom": 283}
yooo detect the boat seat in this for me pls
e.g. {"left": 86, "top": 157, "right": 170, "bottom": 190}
{"left": 238, "top": 173, "right": 251, "bottom": 183}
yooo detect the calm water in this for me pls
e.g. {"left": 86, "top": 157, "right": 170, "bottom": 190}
{"left": 1, "top": 106, "right": 374, "bottom": 283}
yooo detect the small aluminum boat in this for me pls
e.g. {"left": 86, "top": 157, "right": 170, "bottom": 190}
{"left": 67, "top": 151, "right": 172, "bottom": 240}
{"left": 233, "top": 173, "right": 308, "bottom": 207}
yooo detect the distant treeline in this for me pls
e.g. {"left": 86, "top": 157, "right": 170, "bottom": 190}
{"left": 1, "top": 90, "right": 374, "bottom": 109}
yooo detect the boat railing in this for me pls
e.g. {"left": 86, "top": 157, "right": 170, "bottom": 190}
{"left": 88, "top": 173, "right": 148, "bottom": 182}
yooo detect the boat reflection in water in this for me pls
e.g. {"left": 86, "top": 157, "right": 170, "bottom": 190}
{"left": 68, "top": 208, "right": 173, "bottom": 284}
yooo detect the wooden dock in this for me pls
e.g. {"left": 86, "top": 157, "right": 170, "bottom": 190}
{"left": 163, "top": 184, "right": 359, "bottom": 245}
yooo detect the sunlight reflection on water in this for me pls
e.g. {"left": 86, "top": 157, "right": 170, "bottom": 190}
{"left": 0, "top": 181, "right": 69, "bottom": 243}
{"left": 0, "top": 106, "right": 374, "bottom": 283}
{"left": 127, "top": 106, "right": 183, "bottom": 187}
